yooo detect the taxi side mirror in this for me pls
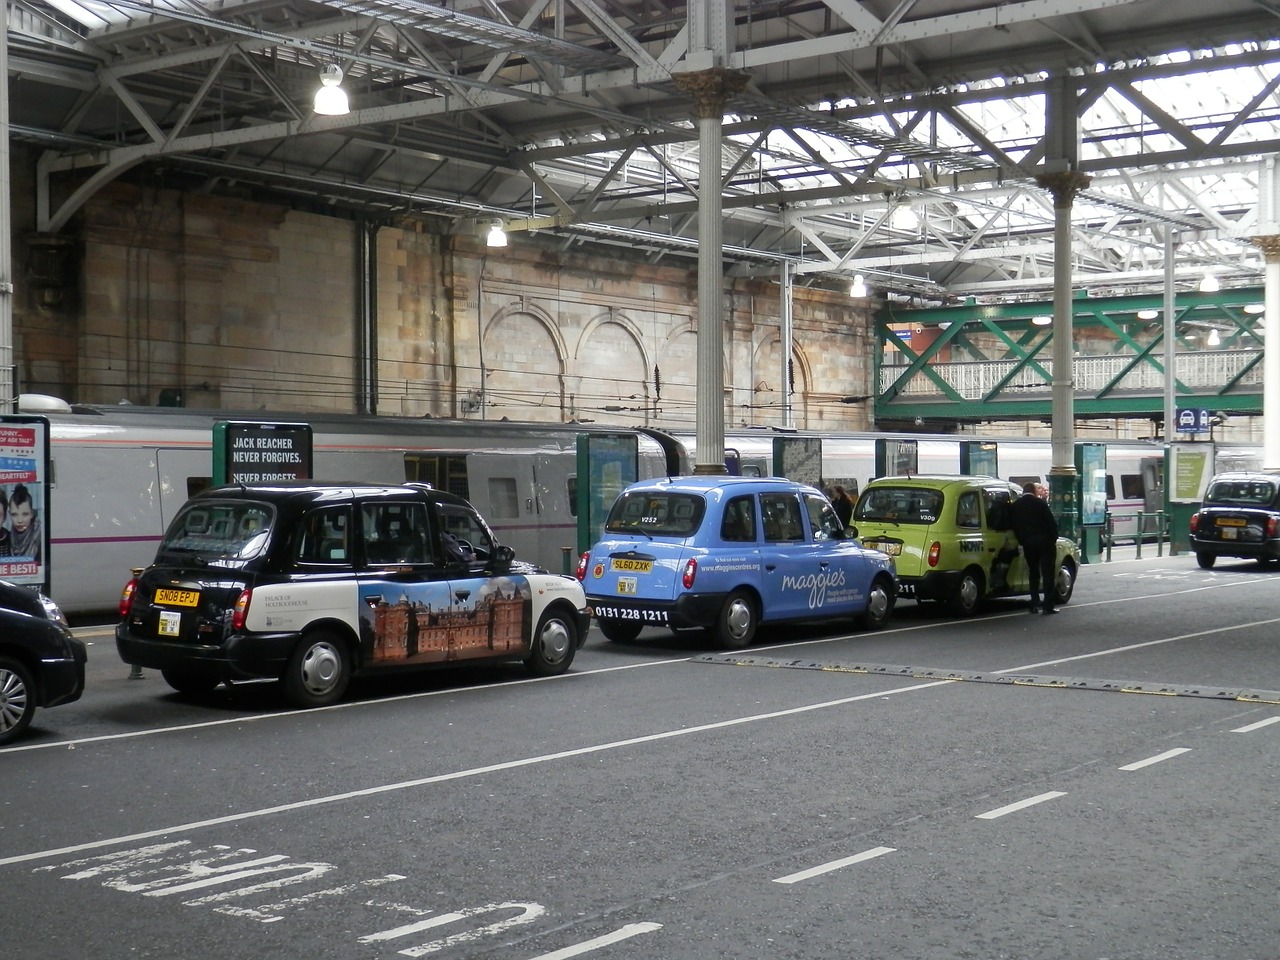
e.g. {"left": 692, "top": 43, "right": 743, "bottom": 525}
{"left": 845, "top": 524, "right": 858, "bottom": 539}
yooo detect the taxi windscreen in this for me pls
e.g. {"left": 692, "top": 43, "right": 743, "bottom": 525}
{"left": 854, "top": 487, "right": 944, "bottom": 524}
{"left": 605, "top": 492, "right": 706, "bottom": 536}
{"left": 160, "top": 501, "right": 275, "bottom": 563}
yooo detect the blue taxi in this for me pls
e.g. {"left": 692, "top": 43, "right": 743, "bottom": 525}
{"left": 575, "top": 476, "right": 897, "bottom": 648}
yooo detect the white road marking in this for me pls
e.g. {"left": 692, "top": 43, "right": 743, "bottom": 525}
{"left": 1232, "top": 716, "right": 1280, "bottom": 732}
{"left": 524, "top": 922, "right": 664, "bottom": 960}
{"left": 772, "top": 845, "right": 896, "bottom": 884}
{"left": 1118, "top": 747, "right": 1191, "bottom": 771}
{"left": 0, "top": 677, "right": 955, "bottom": 867}
{"left": 975, "top": 791, "right": 1067, "bottom": 820}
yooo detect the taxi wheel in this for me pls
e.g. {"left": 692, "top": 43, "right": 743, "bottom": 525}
{"left": 598, "top": 617, "right": 642, "bottom": 643}
{"left": 948, "top": 569, "right": 984, "bottom": 617}
{"left": 0, "top": 657, "right": 36, "bottom": 745}
{"left": 525, "top": 608, "right": 578, "bottom": 677}
{"left": 859, "top": 576, "right": 895, "bottom": 631}
{"left": 1052, "top": 560, "right": 1076, "bottom": 605}
{"left": 283, "top": 632, "right": 350, "bottom": 708}
{"left": 1196, "top": 552, "right": 1216, "bottom": 569}
{"left": 160, "top": 668, "right": 220, "bottom": 695}
{"left": 715, "top": 590, "right": 757, "bottom": 649}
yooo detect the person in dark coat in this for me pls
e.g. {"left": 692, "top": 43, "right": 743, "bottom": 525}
{"left": 1010, "top": 481, "right": 1059, "bottom": 614}
{"left": 831, "top": 485, "right": 854, "bottom": 529}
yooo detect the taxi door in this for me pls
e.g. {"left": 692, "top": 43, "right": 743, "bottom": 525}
{"left": 355, "top": 499, "right": 454, "bottom": 665}
{"left": 981, "top": 484, "right": 1025, "bottom": 591}
{"left": 757, "top": 491, "right": 837, "bottom": 621}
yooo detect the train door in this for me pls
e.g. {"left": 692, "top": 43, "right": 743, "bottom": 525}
{"left": 465, "top": 452, "right": 573, "bottom": 572}
{"left": 157, "top": 448, "right": 213, "bottom": 528}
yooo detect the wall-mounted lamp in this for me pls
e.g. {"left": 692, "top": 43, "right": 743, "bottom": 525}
{"left": 1198, "top": 273, "right": 1220, "bottom": 293}
{"left": 314, "top": 63, "right": 349, "bottom": 116}
{"left": 1244, "top": 303, "right": 1266, "bottom": 315}
{"left": 486, "top": 219, "right": 508, "bottom": 248}
{"left": 1032, "top": 315, "right": 1052, "bottom": 326}
{"left": 850, "top": 274, "right": 867, "bottom": 298}
{"left": 1137, "top": 309, "right": 1159, "bottom": 320}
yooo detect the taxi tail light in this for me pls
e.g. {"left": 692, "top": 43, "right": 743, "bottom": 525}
{"left": 1189, "top": 513, "right": 1201, "bottom": 534}
{"left": 682, "top": 557, "right": 698, "bottom": 589}
{"left": 575, "top": 552, "right": 589, "bottom": 582}
{"left": 118, "top": 578, "right": 138, "bottom": 618}
{"left": 927, "top": 542, "right": 941, "bottom": 567}
{"left": 232, "top": 588, "right": 252, "bottom": 631}
{"left": 1269, "top": 517, "right": 1279, "bottom": 539}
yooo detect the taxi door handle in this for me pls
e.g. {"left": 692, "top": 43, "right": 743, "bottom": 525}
{"left": 455, "top": 589, "right": 471, "bottom": 602}
{"left": 765, "top": 564, "right": 777, "bottom": 572}
{"left": 820, "top": 561, "right": 830, "bottom": 568}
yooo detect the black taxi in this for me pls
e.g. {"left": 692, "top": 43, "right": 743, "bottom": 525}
{"left": 1190, "top": 471, "right": 1280, "bottom": 569}
{"left": 116, "top": 482, "right": 589, "bottom": 707}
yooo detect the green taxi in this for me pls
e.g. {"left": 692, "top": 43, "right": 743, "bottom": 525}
{"left": 850, "top": 476, "right": 1079, "bottom": 616}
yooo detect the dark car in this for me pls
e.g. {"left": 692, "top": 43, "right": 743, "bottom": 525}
{"left": 0, "top": 580, "right": 87, "bottom": 745}
{"left": 117, "top": 482, "right": 589, "bottom": 708}
{"left": 1189, "top": 472, "right": 1280, "bottom": 569}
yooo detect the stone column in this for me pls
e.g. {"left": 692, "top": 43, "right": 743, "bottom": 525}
{"left": 1035, "top": 170, "right": 1092, "bottom": 543}
{"left": 1250, "top": 234, "right": 1280, "bottom": 470}
{"left": 673, "top": 67, "right": 749, "bottom": 474}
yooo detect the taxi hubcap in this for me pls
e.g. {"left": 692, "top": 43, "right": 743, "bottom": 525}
{"left": 867, "top": 586, "right": 889, "bottom": 620}
{"left": 0, "top": 669, "right": 29, "bottom": 732}
{"left": 725, "top": 599, "right": 752, "bottom": 639}
{"left": 300, "top": 642, "right": 342, "bottom": 694}
{"left": 539, "top": 619, "right": 571, "bottom": 661}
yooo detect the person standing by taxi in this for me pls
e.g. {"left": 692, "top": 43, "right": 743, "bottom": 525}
{"left": 1011, "top": 481, "right": 1059, "bottom": 615}
{"left": 830, "top": 485, "right": 854, "bottom": 530}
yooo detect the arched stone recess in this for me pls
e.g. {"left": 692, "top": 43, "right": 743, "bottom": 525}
{"left": 480, "top": 301, "right": 568, "bottom": 420}
{"left": 748, "top": 335, "right": 812, "bottom": 428}
{"left": 655, "top": 321, "right": 737, "bottom": 430}
{"left": 575, "top": 310, "right": 653, "bottom": 424}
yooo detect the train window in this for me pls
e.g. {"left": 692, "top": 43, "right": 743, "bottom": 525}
{"left": 1120, "top": 474, "right": 1143, "bottom": 499}
{"left": 567, "top": 477, "right": 577, "bottom": 517}
{"left": 404, "top": 455, "right": 469, "bottom": 499}
{"left": 1105, "top": 474, "right": 1116, "bottom": 500}
{"left": 487, "top": 477, "right": 519, "bottom": 519}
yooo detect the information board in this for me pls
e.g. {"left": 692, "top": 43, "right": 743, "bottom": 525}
{"left": 1075, "top": 442, "right": 1108, "bottom": 525}
{"left": 1168, "top": 442, "right": 1215, "bottom": 503}
{"left": 576, "top": 433, "right": 639, "bottom": 554}
{"left": 213, "top": 421, "right": 314, "bottom": 485}
{"left": 0, "top": 415, "right": 51, "bottom": 593}
{"left": 960, "top": 440, "right": 998, "bottom": 477}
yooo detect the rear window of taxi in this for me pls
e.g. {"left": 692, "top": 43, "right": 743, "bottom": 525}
{"left": 853, "top": 486, "right": 944, "bottom": 524}
{"left": 1204, "top": 479, "right": 1279, "bottom": 506}
{"left": 161, "top": 501, "right": 275, "bottom": 563}
{"left": 604, "top": 492, "right": 706, "bottom": 536}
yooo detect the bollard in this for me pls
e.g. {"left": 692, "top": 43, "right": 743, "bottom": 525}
{"left": 561, "top": 546, "right": 573, "bottom": 576}
{"left": 128, "top": 664, "right": 144, "bottom": 679}
{"left": 1135, "top": 512, "right": 1144, "bottom": 559}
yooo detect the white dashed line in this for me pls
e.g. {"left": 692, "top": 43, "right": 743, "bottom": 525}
{"left": 773, "top": 846, "right": 896, "bottom": 884}
{"left": 975, "top": 791, "right": 1067, "bottom": 820}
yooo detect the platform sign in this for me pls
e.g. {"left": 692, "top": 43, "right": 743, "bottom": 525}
{"left": 0, "top": 415, "right": 51, "bottom": 594}
{"left": 960, "top": 440, "right": 998, "bottom": 477}
{"left": 1175, "top": 408, "right": 1211, "bottom": 435}
{"left": 773, "top": 436, "right": 823, "bottom": 488}
{"left": 576, "top": 433, "right": 639, "bottom": 554}
{"left": 874, "top": 438, "right": 919, "bottom": 478}
{"left": 213, "top": 421, "right": 313, "bottom": 485}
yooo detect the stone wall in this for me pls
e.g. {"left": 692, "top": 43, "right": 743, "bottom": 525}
{"left": 12, "top": 179, "right": 877, "bottom": 430}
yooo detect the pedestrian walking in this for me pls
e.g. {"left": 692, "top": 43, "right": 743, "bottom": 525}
{"left": 1010, "top": 481, "right": 1059, "bottom": 614}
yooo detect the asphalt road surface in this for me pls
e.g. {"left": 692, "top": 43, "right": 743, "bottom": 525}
{"left": 4, "top": 550, "right": 1279, "bottom": 960}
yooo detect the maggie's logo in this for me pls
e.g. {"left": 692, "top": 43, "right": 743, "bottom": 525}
{"left": 780, "top": 568, "right": 847, "bottom": 608}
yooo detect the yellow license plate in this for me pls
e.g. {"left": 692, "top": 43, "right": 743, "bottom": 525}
{"left": 611, "top": 558, "right": 653, "bottom": 573}
{"left": 867, "top": 541, "right": 902, "bottom": 556}
{"left": 155, "top": 587, "right": 200, "bottom": 607}
{"left": 1216, "top": 518, "right": 1247, "bottom": 526}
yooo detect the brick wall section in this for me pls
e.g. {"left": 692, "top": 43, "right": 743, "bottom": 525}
{"left": 13, "top": 180, "right": 875, "bottom": 429}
